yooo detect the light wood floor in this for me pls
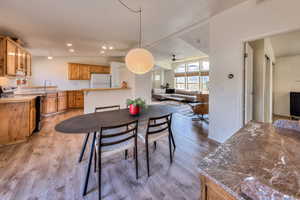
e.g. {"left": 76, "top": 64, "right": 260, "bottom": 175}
{"left": 0, "top": 109, "right": 218, "bottom": 200}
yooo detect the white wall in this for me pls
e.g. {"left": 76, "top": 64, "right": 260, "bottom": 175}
{"left": 274, "top": 55, "right": 300, "bottom": 116}
{"left": 30, "top": 56, "right": 110, "bottom": 90}
{"left": 209, "top": 0, "right": 300, "bottom": 143}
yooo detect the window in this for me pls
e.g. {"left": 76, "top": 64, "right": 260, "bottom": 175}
{"left": 155, "top": 74, "right": 160, "bottom": 81}
{"left": 175, "top": 64, "right": 186, "bottom": 73}
{"left": 175, "top": 77, "right": 186, "bottom": 89}
{"left": 200, "top": 76, "right": 209, "bottom": 92}
{"left": 202, "top": 61, "right": 210, "bottom": 71}
{"left": 187, "top": 62, "right": 199, "bottom": 72}
{"left": 187, "top": 76, "right": 200, "bottom": 91}
{"left": 174, "top": 59, "right": 209, "bottom": 92}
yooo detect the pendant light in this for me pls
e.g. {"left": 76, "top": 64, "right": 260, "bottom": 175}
{"left": 119, "top": 0, "right": 154, "bottom": 74}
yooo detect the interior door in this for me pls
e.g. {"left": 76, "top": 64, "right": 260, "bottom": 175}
{"left": 244, "top": 42, "right": 254, "bottom": 124}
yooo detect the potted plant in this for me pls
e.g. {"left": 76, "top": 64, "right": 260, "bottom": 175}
{"left": 126, "top": 98, "right": 146, "bottom": 115}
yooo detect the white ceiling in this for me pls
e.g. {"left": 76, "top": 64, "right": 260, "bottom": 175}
{"left": 0, "top": 0, "right": 247, "bottom": 62}
{"left": 270, "top": 30, "right": 300, "bottom": 58}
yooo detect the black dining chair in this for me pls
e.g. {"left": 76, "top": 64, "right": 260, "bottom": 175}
{"left": 95, "top": 120, "right": 139, "bottom": 199}
{"left": 78, "top": 105, "right": 121, "bottom": 163}
{"left": 138, "top": 113, "right": 175, "bottom": 177}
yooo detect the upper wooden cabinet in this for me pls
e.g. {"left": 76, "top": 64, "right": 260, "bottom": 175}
{"left": 68, "top": 63, "right": 80, "bottom": 80}
{"left": 79, "top": 65, "right": 90, "bottom": 80}
{"left": 68, "top": 63, "right": 110, "bottom": 80}
{"left": 0, "top": 36, "right": 32, "bottom": 77}
{"left": 90, "top": 65, "right": 110, "bottom": 74}
{"left": 6, "top": 40, "right": 17, "bottom": 76}
{"left": 26, "top": 53, "right": 32, "bottom": 76}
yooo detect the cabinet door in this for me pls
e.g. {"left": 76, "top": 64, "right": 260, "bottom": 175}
{"left": 0, "top": 38, "right": 5, "bottom": 76}
{"left": 75, "top": 91, "right": 84, "bottom": 108}
{"left": 42, "top": 96, "right": 57, "bottom": 114}
{"left": 6, "top": 40, "right": 17, "bottom": 76}
{"left": 46, "top": 97, "right": 57, "bottom": 113}
{"left": 26, "top": 53, "right": 32, "bottom": 76}
{"left": 16, "top": 48, "right": 22, "bottom": 72}
{"left": 68, "top": 63, "right": 80, "bottom": 80}
{"left": 90, "top": 65, "right": 110, "bottom": 74}
{"left": 79, "top": 65, "right": 90, "bottom": 80}
{"left": 57, "top": 96, "right": 67, "bottom": 111}
{"left": 67, "top": 91, "right": 76, "bottom": 108}
{"left": 29, "top": 100, "right": 36, "bottom": 134}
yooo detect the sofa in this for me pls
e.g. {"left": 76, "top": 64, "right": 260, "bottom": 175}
{"left": 152, "top": 88, "right": 200, "bottom": 103}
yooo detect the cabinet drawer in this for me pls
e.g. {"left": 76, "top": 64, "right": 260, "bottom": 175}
{"left": 46, "top": 93, "right": 58, "bottom": 98}
{"left": 57, "top": 91, "right": 67, "bottom": 97}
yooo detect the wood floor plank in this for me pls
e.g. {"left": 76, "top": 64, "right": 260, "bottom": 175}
{"left": 0, "top": 109, "right": 218, "bottom": 200}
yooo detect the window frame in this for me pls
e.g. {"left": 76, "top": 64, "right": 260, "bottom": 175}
{"left": 174, "top": 58, "right": 209, "bottom": 92}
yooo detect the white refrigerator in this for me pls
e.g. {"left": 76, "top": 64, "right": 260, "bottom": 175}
{"left": 90, "top": 74, "right": 112, "bottom": 88}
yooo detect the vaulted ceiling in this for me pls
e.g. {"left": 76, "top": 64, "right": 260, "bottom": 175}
{"left": 0, "top": 0, "right": 247, "bottom": 64}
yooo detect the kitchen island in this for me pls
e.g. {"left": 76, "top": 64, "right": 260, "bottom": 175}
{"left": 0, "top": 96, "right": 37, "bottom": 146}
{"left": 82, "top": 87, "right": 131, "bottom": 114}
{"left": 199, "top": 122, "right": 300, "bottom": 200}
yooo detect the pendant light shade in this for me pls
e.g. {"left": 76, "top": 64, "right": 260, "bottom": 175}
{"left": 125, "top": 48, "right": 154, "bottom": 74}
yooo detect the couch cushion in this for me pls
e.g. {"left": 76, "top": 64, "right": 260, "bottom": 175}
{"left": 175, "top": 89, "right": 198, "bottom": 96}
{"left": 153, "top": 88, "right": 166, "bottom": 94}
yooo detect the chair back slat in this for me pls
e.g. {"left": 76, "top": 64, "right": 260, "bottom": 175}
{"left": 99, "top": 120, "right": 138, "bottom": 148}
{"left": 102, "top": 126, "right": 137, "bottom": 138}
{"left": 146, "top": 113, "right": 172, "bottom": 136}
{"left": 101, "top": 135, "right": 135, "bottom": 146}
{"left": 148, "top": 121, "right": 168, "bottom": 128}
{"left": 148, "top": 126, "right": 169, "bottom": 135}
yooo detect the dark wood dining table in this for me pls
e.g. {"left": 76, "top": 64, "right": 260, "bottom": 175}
{"left": 55, "top": 104, "right": 177, "bottom": 197}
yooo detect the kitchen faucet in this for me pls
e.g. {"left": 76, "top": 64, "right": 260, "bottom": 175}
{"left": 44, "top": 80, "right": 51, "bottom": 92}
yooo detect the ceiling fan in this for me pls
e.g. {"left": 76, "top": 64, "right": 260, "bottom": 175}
{"left": 172, "top": 54, "right": 177, "bottom": 62}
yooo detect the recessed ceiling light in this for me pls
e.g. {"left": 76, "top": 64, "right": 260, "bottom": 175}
{"left": 47, "top": 56, "right": 53, "bottom": 60}
{"left": 100, "top": 50, "right": 105, "bottom": 54}
{"left": 109, "top": 46, "right": 114, "bottom": 50}
{"left": 69, "top": 49, "right": 75, "bottom": 52}
{"left": 66, "top": 43, "right": 72, "bottom": 47}
{"left": 102, "top": 45, "right": 107, "bottom": 50}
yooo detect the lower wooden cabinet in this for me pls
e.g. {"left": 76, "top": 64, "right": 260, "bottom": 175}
{"left": 200, "top": 175, "right": 236, "bottom": 200}
{"left": 42, "top": 93, "right": 57, "bottom": 115}
{"left": 57, "top": 91, "right": 68, "bottom": 112}
{"left": 0, "top": 99, "right": 36, "bottom": 146}
{"left": 29, "top": 99, "right": 36, "bottom": 134}
{"left": 67, "top": 90, "right": 84, "bottom": 108}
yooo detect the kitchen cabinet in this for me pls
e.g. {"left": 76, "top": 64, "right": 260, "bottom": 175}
{"left": 0, "top": 97, "right": 36, "bottom": 146}
{"left": 0, "top": 36, "right": 32, "bottom": 77}
{"left": 42, "top": 93, "right": 58, "bottom": 114}
{"left": 67, "top": 90, "right": 84, "bottom": 108}
{"left": 68, "top": 63, "right": 80, "bottom": 80}
{"left": 200, "top": 175, "right": 236, "bottom": 200}
{"left": 79, "top": 64, "right": 90, "bottom": 80}
{"left": 29, "top": 99, "right": 36, "bottom": 134}
{"left": 68, "top": 63, "right": 110, "bottom": 80}
{"left": 57, "top": 91, "right": 68, "bottom": 112}
{"left": 17, "top": 48, "right": 26, "bottom": 73}
{"left": 90, "top": 65, "right": 110, "bottom": 74}
{"left": 6, "top": 39, "right": 17, "bottom": 76}
{"left": 26, "top": 53, "right": 32, "bottom": 76}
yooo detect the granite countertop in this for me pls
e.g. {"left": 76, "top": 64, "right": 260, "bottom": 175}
{"left": 199, "top": 122, "right": 300, "bottom": 200}
{"left": 0, "top": 95, "right": 37, "bottom": 103}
